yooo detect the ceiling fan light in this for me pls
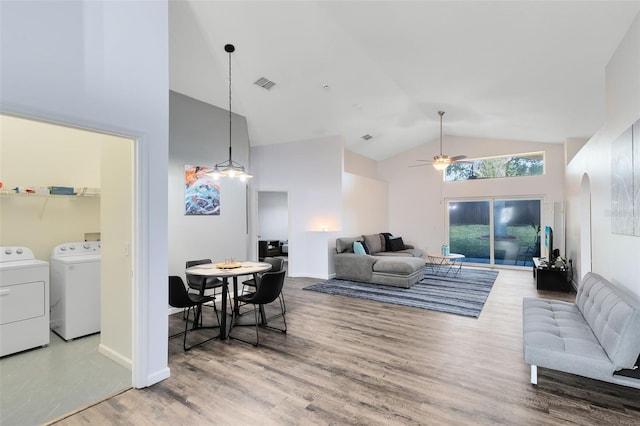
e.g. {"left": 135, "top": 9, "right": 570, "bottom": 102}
{"left": 433, "top": 157, "right": 450, "bottom": 171}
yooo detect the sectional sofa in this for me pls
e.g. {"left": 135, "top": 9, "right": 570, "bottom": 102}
{"left": 333, "top": 233, "right": 425, "bottom": 288}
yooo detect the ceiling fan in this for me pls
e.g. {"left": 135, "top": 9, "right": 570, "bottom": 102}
{"left": 412, "top": 111, "right": 467, "bottom": 171}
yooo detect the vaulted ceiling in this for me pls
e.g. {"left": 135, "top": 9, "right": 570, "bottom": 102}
{"left": 169, "top": 0, "right": 640, "bottom": 161}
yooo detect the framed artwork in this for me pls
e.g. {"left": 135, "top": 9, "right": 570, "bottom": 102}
{"left": 185, "top": 164, "right": 220, "bottom": 215}
{"left": 611, "top": 118, "right": 640, "bottom": 236}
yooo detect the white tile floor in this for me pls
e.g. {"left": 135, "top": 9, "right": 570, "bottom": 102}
{"left": 0, "top": 332, "right": 131, "bottom": 425}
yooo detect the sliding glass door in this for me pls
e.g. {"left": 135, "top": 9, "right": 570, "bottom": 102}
{"left": 448, "top": 198, "right": 541, "bottom": 267}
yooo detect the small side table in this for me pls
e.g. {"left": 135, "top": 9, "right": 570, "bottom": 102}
{"left": 427, "top": 253, "right": 465, "bottom": 276}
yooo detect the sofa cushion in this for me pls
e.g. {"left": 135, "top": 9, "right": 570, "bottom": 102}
{"left": 388, "top": 236, "right": 406, "bottom": 251}
{"left": 353, "top": 241, "right": 367, "bottom": 255}
{"left": 373, "top": 257, "right": 424, "bottom": 275}
{"left": 523, "top": 298, "right": 615, "bottom": 380}
{"left": 363, "top": 234, "right": 384, "bottom": 254}
{"left": 375, "top": 247, "right": 423, "bottom": 258}
{"left": 575, "top": 272, "right": 640, "bottom": 370}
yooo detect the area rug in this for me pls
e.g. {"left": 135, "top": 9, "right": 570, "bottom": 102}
{"left": 303, "top": 267, "right": 499, "bottom": 318}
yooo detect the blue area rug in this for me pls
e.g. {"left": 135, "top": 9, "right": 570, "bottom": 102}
{"left": 303, "top": 267, "right": 499, "bottom": 318}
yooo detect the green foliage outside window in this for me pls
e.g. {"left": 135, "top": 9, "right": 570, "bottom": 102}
{"left": 445, "top": 153, "right": 544, "bottom": 182}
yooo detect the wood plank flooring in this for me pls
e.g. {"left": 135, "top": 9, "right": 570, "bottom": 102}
{"left": 52, "top": 268, "right": 640, "bottom": 425}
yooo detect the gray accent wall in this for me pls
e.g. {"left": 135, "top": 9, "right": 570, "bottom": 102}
{"left": 168, "top": 91, "right": 250, "bottom": 279}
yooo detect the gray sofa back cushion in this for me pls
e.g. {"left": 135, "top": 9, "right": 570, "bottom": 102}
{"left": 576, "top": 272, "right": 640, "bottom": 370}
{"left": 363, "top": 234, "right": 384, "bottom": 254}
{"left": 336, "top": 237, "right": 361, "bottom": 254}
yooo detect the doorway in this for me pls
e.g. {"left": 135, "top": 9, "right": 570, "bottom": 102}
{"left": 257, "top": 191, "right": 289, "bottom": 265}
{"left": 0, "top": 114, "right": 133, "bottom": 425}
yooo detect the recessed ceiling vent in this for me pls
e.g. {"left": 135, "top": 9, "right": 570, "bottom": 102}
{"left": 361, "top": 134, "right": 373, "bottom": 141}
{"left": 254, "top": 77, "right": 276, "bottom": 90}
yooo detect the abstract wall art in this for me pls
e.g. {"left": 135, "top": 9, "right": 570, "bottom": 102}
{"left": 185, "top": 164, "right": 220, "bottom": 215}
{"left": 611, "top": 119, "right": 640, "bottom": 236}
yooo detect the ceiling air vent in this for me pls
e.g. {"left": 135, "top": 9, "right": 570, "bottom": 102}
{"left": 361, "top": 134, "right": 373, "bottom": 141}
{"left": 254, "top": 77, "right": 276, "bottom": 90}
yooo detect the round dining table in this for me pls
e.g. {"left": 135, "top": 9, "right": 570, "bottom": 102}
{"left": 185, "top": 261, "right": 272, "bottom": 339}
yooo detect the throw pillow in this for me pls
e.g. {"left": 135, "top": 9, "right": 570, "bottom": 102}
{"left": 361, "top": 239, "right": 371, "bottom": 254}
{"left": 381, "top": 232, "right": 394, "bottom": 251}
{"left": 353, "top": 241, "right": 367, "bottom": 255}
{"left": 388, "top": 236, "right": 406, "bottom": 251}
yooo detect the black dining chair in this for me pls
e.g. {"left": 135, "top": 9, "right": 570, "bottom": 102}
{"left": 185, "top": 259, "right": 230, "bottom": 321}
{"left": 231, "top": 269, "right": 287, "bottom": 346}
{"left": 168, "top": 276, "right": 218, "bottom": 351}
{"left": 241, "top": 256, "right": 286, "bottom": 312}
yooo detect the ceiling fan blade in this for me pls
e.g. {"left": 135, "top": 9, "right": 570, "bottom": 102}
{"left": 415, "top": 159, "right": 433, "bottom": 162}
{"left": 408, "top": 163, "right": 430, "bottom": 168}
{"left": 451, "top": 155, "right": 467, "bottom": 162}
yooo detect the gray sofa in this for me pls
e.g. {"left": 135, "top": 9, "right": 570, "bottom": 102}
{"left": 334, "top": 234, "right": 425, "bottom": 288}
{"left": 523, "top": 272, "right": 640, "bottom": 389}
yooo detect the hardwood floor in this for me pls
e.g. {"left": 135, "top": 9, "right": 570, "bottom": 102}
{"left": 52, "top": 269, "right": 640, "bottom": 425}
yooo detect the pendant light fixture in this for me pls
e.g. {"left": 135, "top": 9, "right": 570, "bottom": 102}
{"left": 209, "top": 43, "right": 253, "bottom": 181}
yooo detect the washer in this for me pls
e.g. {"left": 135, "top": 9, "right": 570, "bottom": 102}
{"left": 0, "top": 246, "right": 50, "bottom": 357}
{"left": 50, "top": 241, "right": 101, "bottom": 341}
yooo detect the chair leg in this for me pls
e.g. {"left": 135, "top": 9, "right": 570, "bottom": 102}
{"left": 230, "top": 301, "right": 287, "bottom": 347}
{"left": 279, "top": 292, "right": 286, "bottom": 314}
{"left": 229, "top": 303, "right": 260, "bottom": 346}
{"left": 182, "top": 306, "right": 192, "bottom": 351}
{"left": 253, "top": 304, "right": 260, "bottom": 346}
{"left": 170, "top": 304, "right": 220, "bottom": 351}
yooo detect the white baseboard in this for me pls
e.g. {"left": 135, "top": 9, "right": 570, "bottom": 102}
{"left": 98, "top": 343, "right": 132, "bottom": 370}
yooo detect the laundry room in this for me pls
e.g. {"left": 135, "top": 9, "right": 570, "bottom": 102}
{"left": 0, "top": 114, "right": 133, "bottom": 424}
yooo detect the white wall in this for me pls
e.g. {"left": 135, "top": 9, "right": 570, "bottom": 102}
{"left": 168, "top": 92, "right": 251, "bottom": 279}
{"left": 341, "top": 173, "right": 389, "bottom": 237}
{"left": 379, "top": 136, "right": 565, "bottom": 255}
{"left": 344, "top": 149, "right": 379, "bottom": 179}
{"left": 1, "top": 0, "right": 169, "bottom": 387}
{"left": 0, "top": 115, "right": 102, "bottom": 260}
{"left": 565, "top": 13, "right": 640, "bottom": 294}
{"left": 250, "top": 136, "right": 343, "bottom": 279}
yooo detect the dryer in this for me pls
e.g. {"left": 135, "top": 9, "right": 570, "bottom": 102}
{"left": 0, "top": 246, "right": 50, "bottom": 357}
{"left": 50, "top": 241, "right": 101, "bottom": 341}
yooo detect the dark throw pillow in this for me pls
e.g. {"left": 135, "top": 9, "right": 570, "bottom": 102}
{"left": 388, "top": 236, "right": 406, "bottom": 252}
{"left": 360, "top": 240, "right": 371, "bottom": 254}
{"left": 380, "top": 232, "right": 393, "bottom": 251}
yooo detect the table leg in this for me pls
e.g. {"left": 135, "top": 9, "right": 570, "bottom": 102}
{"left": 233, "top": 276, "right": 239, "bottom": 317}
{"left": 453, "top": 258, "right": 462, "bottom": 276}
{"left": 220, "top": 277, "right": 229, "bottom": 339}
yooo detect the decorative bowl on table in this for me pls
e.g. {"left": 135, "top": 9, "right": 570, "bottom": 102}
{"left": 215, "top": 261, "right": 242, "bottom": 269}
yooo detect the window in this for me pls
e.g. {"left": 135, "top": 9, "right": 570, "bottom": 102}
{"left": 445, "top": 152, "right": 544, "bottom": 182}
{"left": 448, "top": 198, "right": 541, "bottom": 267}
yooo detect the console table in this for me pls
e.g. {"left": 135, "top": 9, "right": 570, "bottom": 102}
{"left": 532, "top": 257, "right": 573, "bottom": 292}
{"left": 427, "top": 253, "right": 465, "bottom": 276}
